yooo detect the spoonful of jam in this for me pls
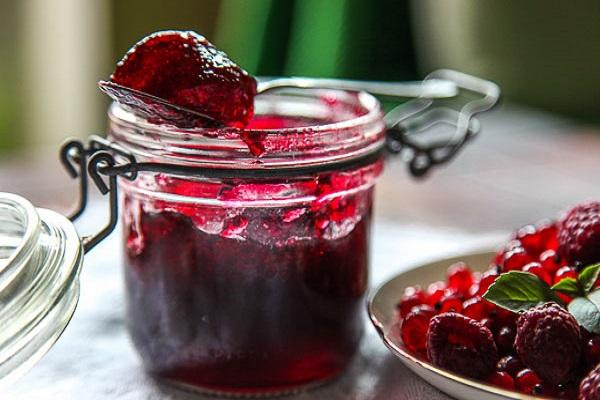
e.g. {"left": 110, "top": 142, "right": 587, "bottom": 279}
{"left": 99, "top": 30, "right": 257, "bottom": 128}
{"left": 100, "top": 30, "right": 459, "bottom": 130}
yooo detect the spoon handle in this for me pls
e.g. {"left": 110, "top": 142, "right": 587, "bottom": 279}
{"left": 257, "top": 77, "right": 458, "bottom": 99}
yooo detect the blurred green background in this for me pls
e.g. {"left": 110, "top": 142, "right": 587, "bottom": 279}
{"left": 0, "top": 0, "right": 598, "bottom": 154}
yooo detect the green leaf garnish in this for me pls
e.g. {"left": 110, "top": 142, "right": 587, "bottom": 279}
{"left": 577, "top": 263, "right": 600, "bottom": 293}
{"left": 568, "top": 290, "right": 600, "bottom": 334}
{"left": 483, "top": 271, "right": 563, "bottom": 313}
{"left": 550, "top": 277, "right": 581, "bottom": 297}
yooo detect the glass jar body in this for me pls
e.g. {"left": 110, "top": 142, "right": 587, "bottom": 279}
{"left": 109, "top": 89, "right": 385, "bottom": 395}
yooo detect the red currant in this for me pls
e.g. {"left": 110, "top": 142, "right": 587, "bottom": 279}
{"left": 522, "top": 262, "right": 552, "bottom": 285}
{"left": 516, "top": 224, "right": 544, "bottom": 256}
{"left": 585, "top": 335, "right": 600, "bottom": 366}
{"left": 480, "top": 317, "right": 493, "bottom": 330}
{"left": 502, "top": 247, "right": 534, "bottom": 272}
{"left": 515, "top": 369, "right": 541, "bottom": 394}
{"left": 537, "top": 219, "right": 558, "bottom": 250}
{"left": 400, "top": 305, "right": 435, "bottom": 355}
{"left": 539, "top": 249, "right": 562, "bottom": 275}
{"left": 495, "top": 325, "right": 516, "bottom": 354}
{"left": 496, "top": 355, "right": 524, "bottom": 377}
{"left": 438, "top": 293, "right": 463, "bottom": 313}
{"left": 447, "top": 262, "right": 473, "bottom": 295}
{"left": 463, "top": 296, "right": 490, "bottom": 320}
{"left": 494, "top": 240, "right": 523, "bottom": 265}
{"left": 486, "top": 371, "right": 515, "bottom": 390}
{"left": 398, "top": 286, "right": 427, "bottom": 318}
{"left": 554, "top": 266, "right": 577, "bottom": 284}
{"left": 476, "top": 269, "right": 499, "bottom": 296}
{"left": 427, "top": 281, "right": 446, "bottom": 307}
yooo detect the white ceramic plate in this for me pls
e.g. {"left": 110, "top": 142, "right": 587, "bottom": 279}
{"left": 368, "top": 250, "right": 542, "bottom": 400}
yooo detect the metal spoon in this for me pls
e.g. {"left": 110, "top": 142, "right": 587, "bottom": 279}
{"left": 99, "top": 76, "right": 459, "bottom": 127}
{"left": 257, "top": 77, "right": 458, "bottom": 99}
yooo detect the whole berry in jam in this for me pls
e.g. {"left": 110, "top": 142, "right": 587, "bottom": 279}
{"left": 580, "top": 364, "right": 600, "bottom": 400}
{"left": 447, "top": 262, "right": 473, "bottom": 295}
{"left": 487, "top": 371, "right": 515, "bottom": 390}
{"left": 515, "top": 369, "right": 542, "bottom": 395}
{"left": 558, "top": 201, "right": 600, "bottom": 266}
{"left": 397, "top": 286, "right": 427, "bottom": 318}
{"left": 515, "top": 302, "right": 582, "bottom": 385}
{"left": 496, "top": 355, "right": 524, "bottom": 377}
{"left": 106, "top": 30, "right": 257, "bottom": 128}
{"left": 555, "top": 266, "right": 578, "bottom": 284}
{"left": 522, "top": 262, "right": 552, "bottom": 285}
{"left": 427, "top": 313, "right": 499, "bottom": 379}
{"left": 400, "top": 305, "right": 435, "bottom": 355}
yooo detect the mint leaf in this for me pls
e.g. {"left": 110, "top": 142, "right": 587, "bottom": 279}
{"left": 568, "top": 290, "right": 600, "bottom": 334}
{"left": 551, "top": 277, "right": 581, "bottom": 297}
{"left": 483, "top": 271, "right": 563, "bottom": 313}
{"left": 578, "top": 263, "right": 600, "bottom": 293}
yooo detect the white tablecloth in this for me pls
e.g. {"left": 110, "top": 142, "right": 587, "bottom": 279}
{"left": 3, "top": 214, "right": 503, "bottom": 400}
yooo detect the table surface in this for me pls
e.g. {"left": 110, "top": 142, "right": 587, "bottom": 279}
{"left": 2, "top": 104, "right": 600, "bottom": 399}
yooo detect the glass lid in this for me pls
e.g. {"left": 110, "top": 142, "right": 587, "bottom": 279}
{"left": 0, "top": 192, "right": 83, "bottom": 385}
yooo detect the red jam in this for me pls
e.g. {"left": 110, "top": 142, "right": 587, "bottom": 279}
{"left": 122, "top": 170, "right": 379, "bottom": 393}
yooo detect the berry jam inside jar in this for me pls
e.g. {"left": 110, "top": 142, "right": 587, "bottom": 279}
{"left": 108, "top": 88, "right": 385, "bottom": 395}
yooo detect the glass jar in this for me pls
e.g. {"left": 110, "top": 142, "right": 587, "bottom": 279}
{"left": 107, "top": 89, "right": 385, "bottom": 395}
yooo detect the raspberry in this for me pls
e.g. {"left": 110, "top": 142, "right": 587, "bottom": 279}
{"left": 447, "top": 262, "right": 473, "bottom": 295}
{"left": 106, "top": 30, "right": 257, "bottom": 128}
{"left": 558, "top": 201, "right": 600, "bottom": 266}
{"left": 515, "top": 368, "right": 542, "bottom": 394}
{"left": 496, "top": 355, "right": 524, "bottom": 377}
{"left": 427, "top": 313, "right": 499, "bottom": 379}
{"left": 401, "top": 305, "right": 435, "bottom": 356}
{"left": 487, "top": 371, "right": 515, "bottom": 390}
{"left": 515, "top": 302, "right": 582, "bottom": 385}
{"left": 397, "top": 286, "right": 427, "bottom": 318}
{"left": 522, "top": 262, "right": 552, "bottom": 285}
{"left": 580, "top": 364, "right": 600, "bottom": 400}
{"left": 555, "top": 266, "right": 577, "bottom": 284}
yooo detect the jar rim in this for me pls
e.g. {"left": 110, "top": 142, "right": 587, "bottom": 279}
{"left": 108, "top": 88, "right": 386, "bottom": 169}
{"left": 109, "top": 88, "right": 383, "bottom": 136}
